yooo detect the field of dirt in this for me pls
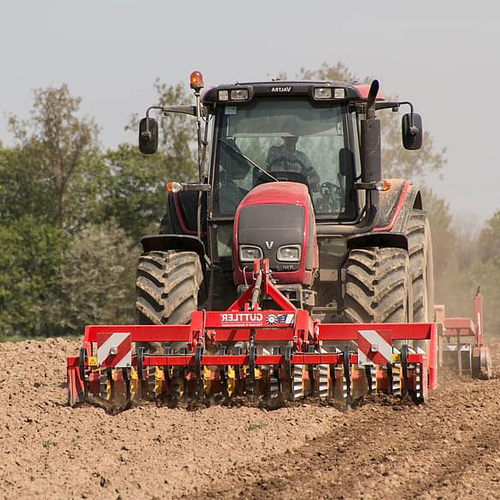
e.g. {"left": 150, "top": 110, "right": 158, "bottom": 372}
{"left": 1, "top": 338, "right": 500, "bottom": 500}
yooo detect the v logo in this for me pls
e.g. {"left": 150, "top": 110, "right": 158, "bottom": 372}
{"left": 265, "top": 241, "right": 274, "bottom": 249}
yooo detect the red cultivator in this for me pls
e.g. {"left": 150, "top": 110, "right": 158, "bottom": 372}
{"left": 67, "top": 259, "right": 437, "bottom": 407}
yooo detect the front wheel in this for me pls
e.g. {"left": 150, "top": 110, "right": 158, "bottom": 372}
{"left": 135, "top": 251, "right": 203, "bottom": 352}
{"left": 343, "top": 247, "right": 412, "bottom": 323}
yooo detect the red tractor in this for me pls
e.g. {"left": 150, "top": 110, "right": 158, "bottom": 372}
{"left": 137, "top": 73, "right": 432, "bottom": 332}
{"left": 67, "top": 73, "right": 439, "bottom": 406}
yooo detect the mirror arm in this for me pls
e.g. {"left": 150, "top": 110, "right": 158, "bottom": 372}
{"left": 398, "top": 101, "right": 418, "bottom": 135}
{"left": 141, "top": 106, "right": 163, "bottom": 143}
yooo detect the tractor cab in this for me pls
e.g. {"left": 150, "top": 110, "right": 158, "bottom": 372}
{"left": 207, "top": 91, "right": 357, "bottom": 220}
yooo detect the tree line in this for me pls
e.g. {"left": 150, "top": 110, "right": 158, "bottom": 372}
{"left": 0, "top": 63, "right": 498, "bottom": 339}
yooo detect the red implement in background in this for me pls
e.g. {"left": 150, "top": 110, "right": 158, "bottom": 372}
{"left": 436, "top": 287, "right": 492, "bottom": 379}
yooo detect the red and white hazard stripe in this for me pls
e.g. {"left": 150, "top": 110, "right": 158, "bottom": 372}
{"left": 97, "top": 332, "right": 132, "bottom": 368}
{"left": 357, "top": 329, "right": 392, "bottom": 366}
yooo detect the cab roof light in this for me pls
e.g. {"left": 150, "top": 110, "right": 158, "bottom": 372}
{"left": 218, "top": 90, "right": 229, "bottom": 101}
{"left": 218, "top": 88, "right": 250, "bottom": 102}
{"left": 334, "top": 88, "right": 346, "bottom": 99}
{"left": 313, "top": 87, "right": 333, "bottom": 100}
{"left": 190, "top": 71, "right": 204, "bottom": 91}
{"left": 313, "top": 87, "right": 346, "bottom": 100}
{"left": 230, "top": 88, "right": 249, "bottom": 101}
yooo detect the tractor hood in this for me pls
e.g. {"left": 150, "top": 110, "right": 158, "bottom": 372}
{"left": 233, "top": 182, "right": 318, "bottom": 286}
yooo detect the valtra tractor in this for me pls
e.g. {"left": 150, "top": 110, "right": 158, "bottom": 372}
{"left": 68, "top": 71, "right": 477, "bottom": 407}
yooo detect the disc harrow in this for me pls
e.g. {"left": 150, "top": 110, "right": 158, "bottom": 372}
{"left": 67, "top": 260, "right": 438, "bottom": 408}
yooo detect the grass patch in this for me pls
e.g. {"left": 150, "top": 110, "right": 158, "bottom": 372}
{"left": 246, "top": 423, "right": 266, "bottom": 431}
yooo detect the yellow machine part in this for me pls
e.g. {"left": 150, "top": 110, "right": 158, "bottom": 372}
{"left": 100, "top": 369, "right": 112, "bottom": 401}
{"left": 227, "top": 366, "right": 236, "bottom": 396}
{"left": 130, "top": 366, "right": 139, "bottom": 400}
{"left": 154, "top": 367, "right": 164, "bottom": 397}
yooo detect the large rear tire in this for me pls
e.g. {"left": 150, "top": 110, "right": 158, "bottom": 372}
{"left": 407, "top": 209, "right": 434, "bottom": 322}
{"left": 343, "top": 247, "right": 412, "bottom": 323}
{"left": 135, "top": 250, "right": 203, "bottom": 326}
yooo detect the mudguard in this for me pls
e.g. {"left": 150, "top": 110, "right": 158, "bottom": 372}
{"left": 345, "top": 179, "right": 421, "bottom": 252}
{"left": 160, "top": 191, "right": 208, "bottom": 236}
{"left": 140, "top": 234, "right": 207, "bottom": 273}
{"left": 374, "top": 179, "right": 422, "bottom": 233}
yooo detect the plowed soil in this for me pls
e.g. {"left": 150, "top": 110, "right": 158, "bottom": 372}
{"left": 1, "top": 338, "right": 500, "bottom": 500}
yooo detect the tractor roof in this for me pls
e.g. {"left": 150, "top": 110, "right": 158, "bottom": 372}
{"left": 202, "top": 80, "right": 384, "bottom": 106}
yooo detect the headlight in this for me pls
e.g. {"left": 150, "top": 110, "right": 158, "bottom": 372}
{"left": 313, "top": 87, "right": 332, "bottom": 100}
{"left": 230, "top": 88, "right": 249, "bottom": 100}
{"left": 239, "top": 245, "right": 263, "bottom": 262}
{"left": 312, "top": 87, "right": 346, "bottom": 100}
{"left": 277, "top": 245, "right": 301, "bottom": 262}
{"left": 218, "top": 90, "right": 229, "bottom": 101}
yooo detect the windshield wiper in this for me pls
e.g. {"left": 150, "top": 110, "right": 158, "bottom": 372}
{"left": 219, "top": 139, "right": 279, "bottom": 183}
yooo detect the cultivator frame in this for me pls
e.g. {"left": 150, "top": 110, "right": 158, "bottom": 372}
{"left": 67, "top": 260, "right": 437, "bottom": 407}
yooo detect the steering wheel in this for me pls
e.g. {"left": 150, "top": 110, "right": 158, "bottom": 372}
{"left": 255, "top": 169, "right": 309, "bottom": 186}
{"left": 320, "top": 182, "right": 341, "bottom": 197}
{"left": 317, "top": 182, "right": 343, "bottom": 214}
{"left": 268, "top": 155, "right": 307, "bottom": 172}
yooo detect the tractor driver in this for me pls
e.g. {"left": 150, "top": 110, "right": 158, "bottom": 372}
{"left": 266, "top": 136, "right": 320, "bottom": 191}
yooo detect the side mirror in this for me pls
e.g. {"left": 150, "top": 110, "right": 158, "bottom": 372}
{"left": 139, "top": 117, "right": 159, "bottom": 154}
{"left": 402, "top": 113, "right": 423, "bottom": 150}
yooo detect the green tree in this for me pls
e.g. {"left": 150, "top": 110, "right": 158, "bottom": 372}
{"left": 298, "top": 63, "right": 447, "bottom": 181}
{"left": 105, "top": 80, "right": 198, "bottom": 240}
{"left": 477, "top": 210, "right": 500, "bottom": 261}
{"left": 57, "top": 223, "right": 138, "bottom": 334}
{"left": 104, "top": 144, "right": 195, "bottom": 241}
{"left": 0, "top": 216, "right": 68, "bottom": 338}
{"left": 153, "top": 79, "right": 198, "bottom": 172}
{"left": 468, "top": 257, "right": 500, "bottom": 334}
{"left": 7, "top": 84, "right": 105, "bottom": 232}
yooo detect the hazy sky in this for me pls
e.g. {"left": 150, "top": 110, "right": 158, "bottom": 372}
{"left": 1, "top": 0, "right": 499, "bottom": 224}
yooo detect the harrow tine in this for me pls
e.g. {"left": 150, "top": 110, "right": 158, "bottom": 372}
{"left": 318, "top": 364, "right": 329, "bottom": 398}
{"left": 392, "top": 363, "right": 401, "bottom": 396}
{"left": 121, "top": 368, "right": 131, "bottom": 403}
{"left": 248, "top": 344, "right": 258, "bottom": 401}
{"left": 163, "top": 346, "right": 171, "bottom": 399}
{"left": 178, "top": 347, "right": 189, "bottom": 402}
{"left": 343, "top": 345, "right": 352, "bottom": 407}
{"left": 292, "top": 365, "right": 304, "bottom": 400}
{"left": 137, "top": 347, "right": 146, "bottom": 396}
{"left": 401, "top": 344, "right": 409, "bottom": 397}
{"left": 130, "top": 366, "right": 140, "bottom": 400}
{"left": 78, "top": 348, "right": 89, "bottom": 401}
{"left": 219, "top": 347, "right": 229, "bottom": 398}
{"left": 154, "top": 367, "right": 165, "bottom": 398}
{"left": 269, "top": 347, "right": 280, "bottom": 399}
{"left": 233, "top": 346, "right": 242, "bottom": 396}
{"left": 195, "top": 345, "right": 204, "bottom": 399}
{"left": 365, "top": 365, "right": 375, "bottom": 394}
{"left": 100, "top": 368, "right": 113, "bottom": 401}
{"left": 318, "top": 347, "right": 329, "bottom": 398}
{"left": 307, "top": 345, "right": 315, "bottom": 396}
{"left": 387, "top": 364, "right": 394, "bottom": 395}
{"left": 171, "top": 366, "right": 182, "bottom": 403}
{"left": 414, "top": 364, "right": 422, "bottom": 402}
{"left": 145, "top": 367, "right": 156, "bottom": 399}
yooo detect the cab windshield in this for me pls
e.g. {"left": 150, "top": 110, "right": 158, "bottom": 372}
{"left": 214, "top": 98, "right": 356, "bottom": 219}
